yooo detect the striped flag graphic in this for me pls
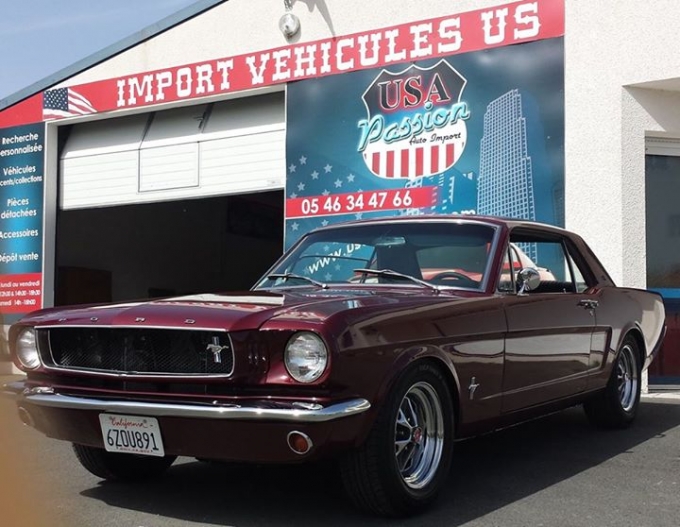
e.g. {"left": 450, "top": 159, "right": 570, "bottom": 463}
{"left": 43, "top": 88, "right": 96, "bottom": 120}
{"left": 365, "top": 143, "right": 458, "bottom": 179}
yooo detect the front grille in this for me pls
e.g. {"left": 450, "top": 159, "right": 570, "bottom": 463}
{"left": 41, "top": 328, "right": 234, "bottom": 376}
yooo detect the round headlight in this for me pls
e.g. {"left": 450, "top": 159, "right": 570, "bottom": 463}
{"left": 16, "top": 328, "right": 40, "bottom": 370}
{"left": 284, "top": 332, "right": 328, "bottom": 383}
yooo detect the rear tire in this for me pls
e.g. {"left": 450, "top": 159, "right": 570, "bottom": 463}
{"left": 340, "top": 362, "right": 454, "bottom": 517}
{"left": 72, "top": 444, "right": 176, "bottom": 481}
{"left": 584, "top": 335, "right": 641, "bottom": 429}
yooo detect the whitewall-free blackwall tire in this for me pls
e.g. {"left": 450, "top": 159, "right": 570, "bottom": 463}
{"left": 584, "top": 335, "right": 642, "bottom": 429}
{"left": 340, "top": 362, "right": 455, "bottom": 517}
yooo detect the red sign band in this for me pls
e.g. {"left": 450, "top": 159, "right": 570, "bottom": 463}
{"left": 286, "top": 187, "right": 439, "bottom": 218}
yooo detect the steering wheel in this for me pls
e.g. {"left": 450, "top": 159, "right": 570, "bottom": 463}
{"left": 428, "top": 271, "right": 478, "bottom": 287}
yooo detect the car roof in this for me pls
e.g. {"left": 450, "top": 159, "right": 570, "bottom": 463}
{"left": 306, "top": 215, "right": 571, "bottom": 236}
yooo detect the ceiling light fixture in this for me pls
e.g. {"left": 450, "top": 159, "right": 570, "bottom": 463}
{"left": 279, "top": 0, "right": 300, "bottom": 39}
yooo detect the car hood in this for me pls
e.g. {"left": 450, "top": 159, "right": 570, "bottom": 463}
{"left": 17, "top": 287, "right": 478, "bottom": 332}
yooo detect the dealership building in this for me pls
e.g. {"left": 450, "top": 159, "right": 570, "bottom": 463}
{"left": 0, "top": 0, "right": 678, "bottom": 387}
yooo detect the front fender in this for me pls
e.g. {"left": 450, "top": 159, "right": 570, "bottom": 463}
{"left": 343, "top": 344, "right": 461, "bottom": 447}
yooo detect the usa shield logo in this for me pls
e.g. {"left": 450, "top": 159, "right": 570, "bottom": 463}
{"left": 358, "top": 60, "right": 469, "bottom": 179}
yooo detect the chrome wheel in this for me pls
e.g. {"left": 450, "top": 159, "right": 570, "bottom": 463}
{"left": 341, "top": 363, "right": 453, "bottom": 516}
{"left": 394, "top": 381, "right": 445, "bottom": 489}
{"left": 583, "top": 336, "right": 642, "bottom": 429}
{"left": 616, "top": 344, "right": 639, "bottom": 412}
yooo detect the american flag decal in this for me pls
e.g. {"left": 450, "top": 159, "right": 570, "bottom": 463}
{"left": 43, "top": 88, "right": 96, "bottom": 120}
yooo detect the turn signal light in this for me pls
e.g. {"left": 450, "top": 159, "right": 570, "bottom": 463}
{"left": 287, "top": 431, "right": 313, "bottom": 455}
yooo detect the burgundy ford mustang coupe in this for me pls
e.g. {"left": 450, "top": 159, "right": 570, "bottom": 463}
{"left": 6, "top": 216, "right": 666, "bottom": 516}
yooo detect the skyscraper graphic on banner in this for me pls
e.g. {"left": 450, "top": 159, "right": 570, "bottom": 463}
{"left": 477, "top": 89, "right": 537, "bottom": 261}
{"left": 403, "top": 171, "right": 477, "bottom": 216}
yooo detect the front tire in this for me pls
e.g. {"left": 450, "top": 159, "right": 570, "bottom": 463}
{"left": 584, "top": 335, "right": 642, "bottom": 429}
{"left": 72, "top": 444, "right": 176, "bottom": 481}
{"left": 340, "top": 362, "right": 454, "bottom": 517}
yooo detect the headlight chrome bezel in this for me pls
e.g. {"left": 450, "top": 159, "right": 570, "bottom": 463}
{"left": 15, "top": 327, "right": 40, "bottom": 370}
{"left": 284, "top": 332, "right": 328, "bottom": 383}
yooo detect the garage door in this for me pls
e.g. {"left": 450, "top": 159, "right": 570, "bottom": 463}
{"left": 59, "top": 91, "right": 285, "bottom": 209}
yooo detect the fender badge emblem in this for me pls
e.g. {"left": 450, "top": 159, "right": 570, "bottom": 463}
{"left": 468, "top": 377, "right": 480, "bottom": 400}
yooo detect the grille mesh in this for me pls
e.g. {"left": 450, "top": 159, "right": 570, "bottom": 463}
{"left": 44, "top": 328, "right": 233, "bottom": 375}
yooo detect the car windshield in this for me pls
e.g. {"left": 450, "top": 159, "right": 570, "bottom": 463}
{"left": 254, "top": 221, "right": 497, "bottom": 291}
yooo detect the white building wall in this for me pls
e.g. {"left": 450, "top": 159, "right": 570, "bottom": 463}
{"left": 565, "top": 0, "right": 680, "bottom": 287}
{"left": 57, "top": 0, "right": 680, "bottom": 287}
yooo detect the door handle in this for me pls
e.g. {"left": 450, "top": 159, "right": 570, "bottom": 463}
{"left": 578, "top": 299, "right": 599, "bottom": 310}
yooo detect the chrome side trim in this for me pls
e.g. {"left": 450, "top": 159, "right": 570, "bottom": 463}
{"left": 19, "top": 391, "right": 371, "bottom": 423}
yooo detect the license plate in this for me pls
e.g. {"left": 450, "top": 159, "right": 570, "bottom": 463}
{"left": 99, "top": 414, "right": 165, "bottom": 457}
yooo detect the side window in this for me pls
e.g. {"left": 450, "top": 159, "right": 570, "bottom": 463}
{"left": 566, "top": 249, "right": 591, "bottom": 293}
{"left": 509, "top": 230, "right": 577, "bottom": 294}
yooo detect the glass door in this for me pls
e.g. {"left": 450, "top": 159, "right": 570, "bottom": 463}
{"left": 645, "top": 139, "right": 680, "bottom": 386}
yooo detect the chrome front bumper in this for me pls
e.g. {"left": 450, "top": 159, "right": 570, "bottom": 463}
{"left": 9, "top": 385, "right": 371, "bottom": 423}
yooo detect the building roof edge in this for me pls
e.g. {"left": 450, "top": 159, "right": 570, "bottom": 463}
{"left": 0, "top": 0, "right": 229, "bottom": 111}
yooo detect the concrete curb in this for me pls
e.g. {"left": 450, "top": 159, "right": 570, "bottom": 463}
{"left": 642, "top": 392, "right": 680, "bottom": 401}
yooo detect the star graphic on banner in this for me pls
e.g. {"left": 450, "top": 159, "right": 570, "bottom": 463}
{"left": 325, "top": 273, "right": 333, "bottom": 281}
{"left": 355, "top": 212, "right": 363, "bottom": 219}
{"left": 334, "top": 179, "right": 343, "bottom": 188}
{"left": 322, "top": 189, "right": 330, "bottom": 196}
{"left": 297, "top": 182, "right": 305, "bottom": 191}
{"left": 290, "top": 192, "right": 298, "bottom": 199}
{"left": 288, "top": 163, "right": 297, "bottom": 173}
{"left": 335, "top": 264, "right": 341, "bottom": 271}
{"left": 311, "top": 170, "right": 319, "bottom": 180}
{"left": 321, "top": 219, "right": 329, "bottom": 226}
{"left": 291, "top": 222, "right": 299, "bottom": 231}
{"left": 323, "top": 245, "right": 330, "bottom": 252}
{"left": 324, "top": 164, "right": 333, "bottom": 173}
{"left": 299, "top": 156, "right": 307, "bottom": 165}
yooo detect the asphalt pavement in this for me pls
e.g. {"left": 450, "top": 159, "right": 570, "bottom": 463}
{"left": 0, "top": 381, "right": 679, "bottom": 527}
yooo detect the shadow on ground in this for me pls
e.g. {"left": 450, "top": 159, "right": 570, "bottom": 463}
{"left": 80, "top": 400, "right": 680, "bottom": 526}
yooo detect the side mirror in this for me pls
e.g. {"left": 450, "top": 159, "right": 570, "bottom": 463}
{"left": 517, "top": 267, "right": 541, "bottom": 294}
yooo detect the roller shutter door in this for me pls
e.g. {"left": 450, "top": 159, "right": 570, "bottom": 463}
{"left": 60, "top": 91, "right": 285, "bottom": 209}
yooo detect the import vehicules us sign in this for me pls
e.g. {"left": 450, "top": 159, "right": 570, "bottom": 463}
{"left": 0, "top": 0, "right": 563, "bottom": 128}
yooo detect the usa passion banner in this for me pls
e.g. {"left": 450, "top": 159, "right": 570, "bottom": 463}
{"left": 284, "top": 35, "right": 564, "bottom": 247}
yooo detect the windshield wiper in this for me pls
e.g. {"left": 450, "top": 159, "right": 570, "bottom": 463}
{"left": 353, "top": 268, "right": 441, "bottom": 293}
{"left": 266, "top": 273, "right": 328, "bottom": 289}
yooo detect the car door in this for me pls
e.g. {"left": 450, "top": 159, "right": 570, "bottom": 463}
{"left": 500, "top": 230, "right": 597, "bottom": 413}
